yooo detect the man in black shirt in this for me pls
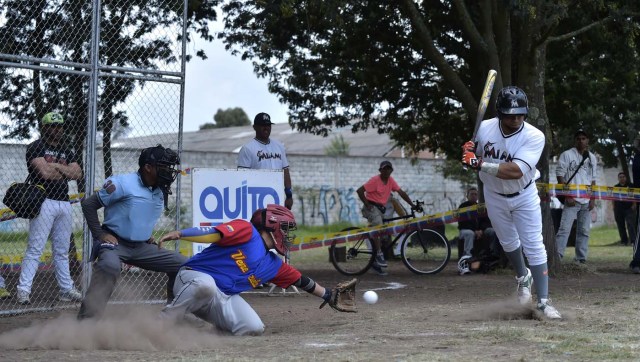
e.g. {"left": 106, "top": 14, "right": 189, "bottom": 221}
{"left": 613, "top": 172, "right": 636, "bottom": 246}
{"left": 16, "top": 112, "right": 83, "bottom": 305}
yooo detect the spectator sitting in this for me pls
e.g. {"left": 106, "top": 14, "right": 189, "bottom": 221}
{"left": 357, "top": 160, "right": 420, "bottom": 276}
{"left": 457, "top": 187, "right": 500, "bottom": 275}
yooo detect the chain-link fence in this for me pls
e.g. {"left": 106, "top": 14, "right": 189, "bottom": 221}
{"left": 0, "top": 0, "right": 189, "bottom": 315}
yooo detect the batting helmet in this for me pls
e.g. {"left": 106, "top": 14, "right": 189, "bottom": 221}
{"left": 250, "top": 204, "right": 297, "bottom": 255}
{"left": 458, "top": 255, "right": 472, "bottom": 275}
{"left": 496, "top": 86, "right": 528, "bottom": 118}
{"left": 41, "top": 112, "right": 64, "bottom": 125}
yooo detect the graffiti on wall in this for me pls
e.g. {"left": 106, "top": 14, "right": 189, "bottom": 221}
{"left": 295, "top": 185, "right": 464, "bottom": 226}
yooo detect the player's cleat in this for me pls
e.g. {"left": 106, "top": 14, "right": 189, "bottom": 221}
{"left": 632, "top": 266, "right": 640, "bottom": 274}
{"left": 516, "top": 268, "right": 533, "bottom": 305}
{"left": 375, "top": 253, "right": 388, "bottom": 268}
{"left": 0, "top": 287, "right": 10, "bottom": 299}
{"left": 537, "top": 298, "right": 562, "bottom": 319}
{"left": 59, "top": 288, "right": 83, "bottom": 302}
{"left": 17, "top": 291, "right": 31, "bottom": 305}
{"left": 371, "top": 263, "right": 388, "bottom": 276}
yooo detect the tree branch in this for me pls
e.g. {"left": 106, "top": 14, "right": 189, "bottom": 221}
{"left": 452, "top": 0, "right": 487, "bottom": 54}
{"left": 547, "top": 16, "right": 613, "bottom": 43}
{"left": 398, "top": 0, "right": 477, "bottom": 118}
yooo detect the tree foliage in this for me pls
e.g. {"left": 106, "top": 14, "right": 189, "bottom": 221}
{"left": 324, "top": 134, "right": 350, "bottom": 156}
{"left": 546, "top": 8, "right": 640, "bottom": 172}
{"left": 200, "top": 107, "right": 250, "bottom": 129}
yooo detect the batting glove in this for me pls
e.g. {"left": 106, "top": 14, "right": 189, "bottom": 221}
{"left": 461, "top": 151, "right": 482, "bottom": 170}
{"left": 462, "top": 140, "right": 476, "bottom": 153}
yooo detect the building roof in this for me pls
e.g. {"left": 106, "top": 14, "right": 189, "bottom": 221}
{"left": 112, "top": 123, "right": 437, "bottom": 158}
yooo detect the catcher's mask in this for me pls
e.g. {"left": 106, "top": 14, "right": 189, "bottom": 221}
{"left": 138, "top": 144, "right": 180, "bottom": 194}
{"left": 250, "top": 204, "right": 297, "bottom": 255}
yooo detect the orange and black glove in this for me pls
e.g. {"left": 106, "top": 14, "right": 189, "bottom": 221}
{"left": 462, "top": 140, "right": 477, "bottom": 153}
{"left": 462, "top": 151, "right": 482, "bottom": 170}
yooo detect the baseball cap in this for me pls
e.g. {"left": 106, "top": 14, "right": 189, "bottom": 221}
{"left": 41, "top": 112, "right": 64, "bottom": 125}
{"left": 254, "top": 112, "right": 274, "bottom": 126}
{"left": 575, "top": 128, "right": 588, "bottom": 138}
{"left": 379, "top": 160, "right": 393, "bottom": 171}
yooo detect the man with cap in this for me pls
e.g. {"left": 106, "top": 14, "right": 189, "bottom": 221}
{"left": 77, "top": 144, "right": 187, "bottom": 319}
{"left": 17, "top": 112, "right": 84, "bottom": 305}
{"left": 237, "top": 112, "right": 293, "bottom": 210}
{"left": 357, "top": 160, "right": 420, "bottom": 275}
{"left": 555, "top": 128, "right": 598, "bottom": 264}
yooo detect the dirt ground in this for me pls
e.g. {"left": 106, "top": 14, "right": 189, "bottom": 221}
{"left": 0, "top": 258, "right": 639, "bottom": 362}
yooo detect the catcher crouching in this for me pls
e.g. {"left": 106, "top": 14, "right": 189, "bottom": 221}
{"left": 158, "top": 204, "right": 357, "bottom": 336}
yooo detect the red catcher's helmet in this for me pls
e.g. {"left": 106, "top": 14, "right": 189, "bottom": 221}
{"left": 250, "top": 204, "right": 297, "bottom": 255}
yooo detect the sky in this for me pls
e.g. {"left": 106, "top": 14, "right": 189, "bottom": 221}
{"left": 182, "top": 21, "right": 289, "bottom": 132}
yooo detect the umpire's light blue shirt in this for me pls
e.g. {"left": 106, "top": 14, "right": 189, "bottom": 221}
{"left": 98, "top": 172, "right": 163, "bottom": 241}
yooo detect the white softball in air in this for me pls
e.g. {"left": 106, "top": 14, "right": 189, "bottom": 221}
{"left": 363, "top": 290, "right": 378, "bottom": 305}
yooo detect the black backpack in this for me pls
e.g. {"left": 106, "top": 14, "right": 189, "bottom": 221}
{"left": 3, "top": 182, "right": 46, "bottom": 219}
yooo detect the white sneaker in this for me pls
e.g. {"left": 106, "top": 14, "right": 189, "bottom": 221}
{"left": 459, "top": 266, "right": 471, "bottom": 275}
{"left": 516, "top": 268, "right": 533, "bottom": 305}
{"left": 59, "top": 288, "right": 83, "bottom": 302}
{"left": 537, "top": 298, "right": 562, "bottom": 319}
{"left": 17, "top": 290, "right": 30, "bottom": 305}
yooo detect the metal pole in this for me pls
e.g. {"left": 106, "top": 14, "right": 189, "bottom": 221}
{"left": 174, "top": 0, "right": 189, "bottom": 249}
{"left": 82, "top": 0, "right": 102, "bottom": 294}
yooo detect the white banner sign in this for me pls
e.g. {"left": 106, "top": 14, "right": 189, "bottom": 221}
{"left": 190, "top": 168, "right": 284, "bottom": 255}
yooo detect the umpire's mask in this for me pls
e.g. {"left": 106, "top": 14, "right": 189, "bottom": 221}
{"left": 138, "top": 144, "right": 181, "bottom": 194}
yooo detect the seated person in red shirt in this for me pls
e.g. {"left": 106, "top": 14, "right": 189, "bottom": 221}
{"left": 158, "top": 204, "right": 351, "bottom": 335}
{"left": 357, "top": 161, "right": 419, "bottom": 275}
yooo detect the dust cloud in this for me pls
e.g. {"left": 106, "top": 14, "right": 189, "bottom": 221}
{"left": 0, "top": 307, "right": 223, "bottom": 351}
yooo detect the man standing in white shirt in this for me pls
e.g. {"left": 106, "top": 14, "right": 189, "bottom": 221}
{"left": 555, "top": 129, "right": 597, "bottom": 264}
{"left": 237, "top": 112, "right": 293, "bottom": 210}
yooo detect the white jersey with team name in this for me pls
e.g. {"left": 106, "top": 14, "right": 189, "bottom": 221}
{"left": 475, "top": 117, "right": 544, "bottom": 195}
{"left": 237, "top": 138, "right": 289, "bottom": 170}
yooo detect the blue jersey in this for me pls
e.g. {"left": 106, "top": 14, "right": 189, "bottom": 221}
{"left": 182, "top": 220, "right": 301, "bottom": 295}
{"left": 98, "top": 172, "right": 164, "bottom": 241}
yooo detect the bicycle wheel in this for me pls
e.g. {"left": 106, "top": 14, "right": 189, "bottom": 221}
{"left": 401, "top": 228, "right": 450, "bottom": 274}
{"left": 329, "top": 228, "right": 375, "bottom": 276}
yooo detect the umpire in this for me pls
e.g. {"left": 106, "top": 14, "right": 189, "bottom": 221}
{"left": 78, "top": 145, "right": 187, "bottom": 319}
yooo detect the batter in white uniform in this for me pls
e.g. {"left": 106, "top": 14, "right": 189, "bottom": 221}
{"left": 462, "top": 86, "right": 561, "bottom": 319}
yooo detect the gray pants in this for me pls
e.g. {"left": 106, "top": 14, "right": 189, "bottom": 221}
{"left": 78, "top": 239, "right": 187, "bottom": 319}
{"left": 556, "top": 202, "right": 591, "bottom": 262}
{"left": 161, "top": 268, "right": 264, "bottom": 336}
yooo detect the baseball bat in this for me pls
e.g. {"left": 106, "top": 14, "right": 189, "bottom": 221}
{"left": 463, "top": 69, "right": 496, "bottom": 170}
{"left": 471, "top": 69, "right": 497, "bottom": 141}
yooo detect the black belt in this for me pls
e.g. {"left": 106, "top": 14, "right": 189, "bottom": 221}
{"left": 496, "top": 180, "right": 533, "bottom": 198}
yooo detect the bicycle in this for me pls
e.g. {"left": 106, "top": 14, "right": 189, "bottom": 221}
{"left": 329, "top": 200, "right": 451, "bottom": 276}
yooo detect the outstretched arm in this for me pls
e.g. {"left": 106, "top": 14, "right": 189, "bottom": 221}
{"left": 158, "top": 227, "right": 222, "bottom": 249}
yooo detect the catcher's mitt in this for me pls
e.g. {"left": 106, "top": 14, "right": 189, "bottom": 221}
{"left": 319, "top": 278, "right": 358, "bottom": 313}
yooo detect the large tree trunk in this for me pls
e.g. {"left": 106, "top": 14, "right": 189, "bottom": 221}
{"left": 526, "top": 44, "right": 560, "bottom": 274}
